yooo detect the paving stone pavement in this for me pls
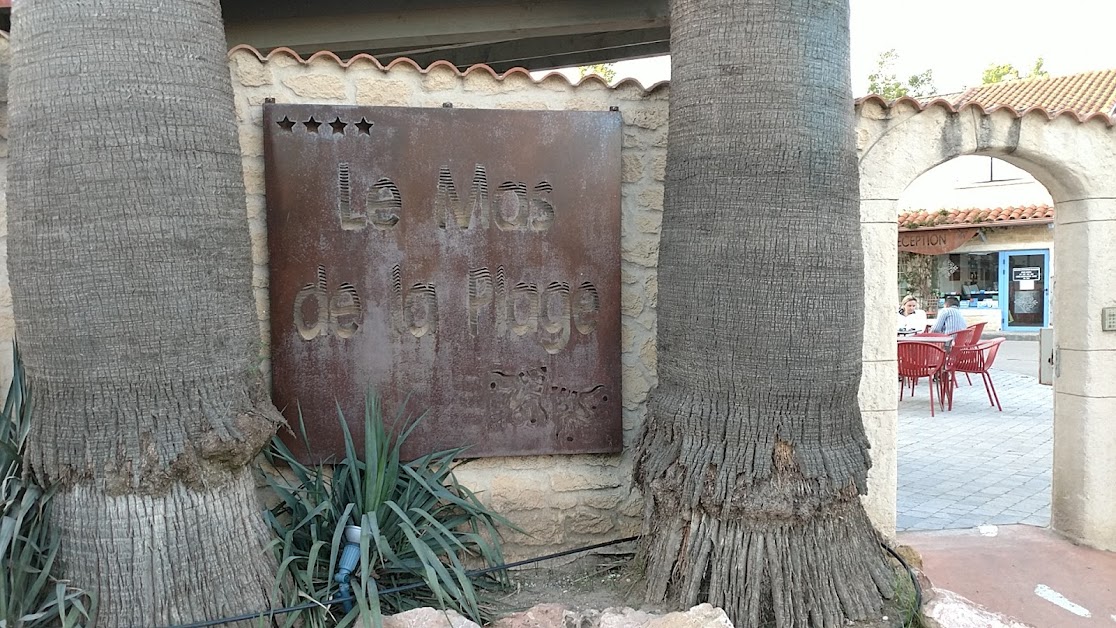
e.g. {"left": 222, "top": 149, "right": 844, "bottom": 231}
{"left": 897, "top": 368, "right": 1052, "bottom": 532}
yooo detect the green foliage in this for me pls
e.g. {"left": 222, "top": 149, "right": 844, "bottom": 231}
{"left": 867, "top": 49, "right": 936, "bottom": 100}
{"left": 898, "top": 252, "right": 935, "bottom": 304}
{"left": 262, "top": 393, "right": 512, "bottom": 627}
{"left": 577, "top": 63, "right": 618, "bottom": 83}
{"left": 1, "top": 345, "right": 95, "bottom": 628}
{"left": 982, "top": 57, "right": 1049, "bottom": 84}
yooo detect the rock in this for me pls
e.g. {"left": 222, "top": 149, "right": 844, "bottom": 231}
{"left": 383, "top": 607, "right": 481, "bottom": 628}
{"left": 921, "top": 589, "right": 1034, "bottom": 628}
{"left": 488, "top": 603, "right": 733, "bottom": 627}
{"left": 645, "top": 604, "right": 733, "bottom": 627}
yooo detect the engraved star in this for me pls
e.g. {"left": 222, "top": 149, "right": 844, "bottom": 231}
{"left": 304, "top": 117, "right": 321, "bottom": 133}
{"left": 355, "top": 117, "right": 374, "bottom": 135}
{"left": 277, "top": 116, "right": 295, "bottom": 131}
{"left": 329, "top": 117, "right": 348, "bottom": 134}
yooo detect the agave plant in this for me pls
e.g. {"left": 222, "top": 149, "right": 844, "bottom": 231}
{"left": 0, "top": 345, "right": 95, "bottom": 627}
{"left": 262, "top": 392, "right": 512, "bottom": 628}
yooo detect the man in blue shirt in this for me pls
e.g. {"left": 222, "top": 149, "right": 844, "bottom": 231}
{"left": 930, "top": 297, "right": 968, "bottom": 334}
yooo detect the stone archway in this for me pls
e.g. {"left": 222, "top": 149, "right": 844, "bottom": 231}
{"left": 854, "top": 97, "right": 1116, "bottom": 551}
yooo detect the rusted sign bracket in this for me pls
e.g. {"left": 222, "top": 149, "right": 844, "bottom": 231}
{"left": 264, "top": 104, "right": 623, "bottom": 462}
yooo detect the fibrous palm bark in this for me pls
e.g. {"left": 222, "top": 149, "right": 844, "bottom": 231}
{"left": 8, "top": 0, "right": 279, "bottom": 624}
{"left": 634, "top": 1, "right": 893, "bottom": 626}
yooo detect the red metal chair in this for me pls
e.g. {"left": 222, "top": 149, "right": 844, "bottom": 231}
{"left": 950, "top": 337, "right": 1006, "bottom": 411}
{"left": 937, "top": 327, "right": 978, "bottom": 410}
{"left": 967, "top": 321, "right": 988, "bottom": 342}
{"left": 898, "top": 341, "right": 947, "bottom": 417}
{"left": 959, "top": 322, "right": 988, "bottom": 385}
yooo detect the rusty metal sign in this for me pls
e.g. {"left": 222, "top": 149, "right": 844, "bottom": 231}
{"left": 264, "top": 104, "right": 622, "bottom": 462}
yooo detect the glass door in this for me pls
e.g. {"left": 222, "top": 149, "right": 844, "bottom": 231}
{"left": 998, "top": 250, "right": 1050, "bottom": 330}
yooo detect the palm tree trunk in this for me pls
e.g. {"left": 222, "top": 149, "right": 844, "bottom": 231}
{"left": 635, "top": 1, "right": 893, "bottom": 626}
{"left": 7, "top": 0, "right": 279, "bottom": 624}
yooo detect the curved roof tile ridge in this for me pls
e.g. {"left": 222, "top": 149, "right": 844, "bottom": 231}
{"left": 225, "top": 44, "right": 669, "bottom": 94}
{"left": 855, "top": 94, "right": 1114, "bottom": 127}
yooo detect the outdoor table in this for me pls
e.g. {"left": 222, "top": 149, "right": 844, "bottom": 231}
{"left": 898, "top": 334, "right": 951, "bottom": 344}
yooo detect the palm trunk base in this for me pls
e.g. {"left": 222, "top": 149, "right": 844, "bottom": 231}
{"left": 641, "top": 494, "right": 893, "bottom": 628}
{"left": 51, "top": 469, "right": 276, "bottom": 627}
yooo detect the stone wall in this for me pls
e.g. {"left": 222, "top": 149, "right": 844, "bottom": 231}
{"left": 228, "top": 49, "right": 664, "bottom": 557}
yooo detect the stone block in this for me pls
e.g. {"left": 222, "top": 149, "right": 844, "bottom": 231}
{"left": 281, "top": 74, "right": 346, "bottom": 100}
{"left": 229, "top": 52, "right": 271, "bottom": 88}
{"left": 565, "top": 507, "right": 615, "bottom": 536}
{"left": 622, "top": 364, "right": 651, "bottom": 408}
{"left": 637, "top": 187, "right": 665, "bottom": 211}
{"left": 858, "top": 359, "right": 898, "bottom": 413}
{"left": 490, "top": 473, "right": 553, "bottom": 511}
{"left": 247, "top": 210, "right": 268, "bottom": 264}
{"left": 1054, "top": 348, "right": 1116, "bottom": 398}
{"left": 861, "top": 408, "right": 897, "bottom": 536}
{"left": 241, "top": 160, "right": 266, "bottom": 196}
{"left": 550, "top": 469, "right": 623, "bottom": 493}
{"left": 860, "top": 198, "right": 898, "bottom": 222}
{"left": 621, "top": 153, "right": 643, "bottom": 184}
{"left": 621, "top": 234, "right": 659, "bottom": 268}
{"left": 649, "top": 152, "right": 667, "bottom": 182}
{"left": 1053, "top": 219, "right": 1116, "bottom": 351}
{"left": 354, "top": 78, "right": 413, "bottom": 106}
{"left": 634, "top": 210, "right": 662, "bottom": 235}
{"left": 621, "top": 285, "right": 644, "bottom": 317}
{"left": 1051, "top": 392, "right": 1116, "bottom": 550}
{"left": 384, "top": 608, "right": 480, "bottom": 628}
{"left": 621, "top": 106, "right": 668, "bottom": 131}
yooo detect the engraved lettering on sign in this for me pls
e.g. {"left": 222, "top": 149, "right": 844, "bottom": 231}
{"left": 436, "top": 165, "right": 490, "bottom": 230}
{"left": 293, "top": 266, "right": 364, "bottom": 340}
{"left": 540, "top": 282, "right": 571, "bottom": 354}
{"left": 488, "top": 366, "right": 609, "bottom": 430}
{"left": 530, "top": 182, "right": 555, "bottom": 232}
{"left": 471, "top": 268, "right": 600, "bottom": 348}
{"left": 494, "top": 182, "right": 529, "bottom": 231}
{"left": 337, "top": 163, "right": 364, "bottom": 230}
{"left": 392, "top": 265, "right": 438, "bottom": 337}
{"left": 494, "top": 266, "right": 508, "bottom": 337}
{"left": 509, "top": 282, "right": 539, "bottom": 337}
{"left": 467, "top": 268, "right": 494, "bottom": 336}
{"left": 294, "top": 266, "right": 328, "bottom": 340}
{"left": 367, "top": 178, "right": 402, "bottom": 230}
{"left": 435, "top": 165, "right": 554, "bottom": 232}
{"left": 573, "top": 281, "right": 600, "bottom": 335}
{"left": 331, "top": 282, "right": 362, "bottom": 339}
{"left": 339, "top": 164, "right": 402, "bottom": 231}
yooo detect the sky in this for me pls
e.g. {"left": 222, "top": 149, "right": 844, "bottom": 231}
{"left": 543, "top": 0, "right": 1116, "bottom": 96}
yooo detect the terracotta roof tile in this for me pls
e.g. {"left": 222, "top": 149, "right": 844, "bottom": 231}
{"left": 952, "top": 69, "right": 1116, "bottom": 117}
{"left": 858, "top": 69, "right": 1116, "bottom": 126}
{"left": 897, "top": 204, "right": 1054, "bottom": 231}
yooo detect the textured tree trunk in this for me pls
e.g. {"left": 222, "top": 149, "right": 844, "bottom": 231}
{"left": 634, "top": 1, "right": 893, "bottom": 626}
{"left": 7, "top": 0, "right": 280, "bottom": 625}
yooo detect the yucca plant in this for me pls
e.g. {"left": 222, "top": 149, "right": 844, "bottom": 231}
{"left": 0, "top": 345, "right": 95, "bottom": 627}
{"left": 262, "top": 392, "right": 512, "bottom": 628}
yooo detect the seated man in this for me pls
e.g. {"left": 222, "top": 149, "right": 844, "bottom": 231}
{"left": 930, "top": 296, "right": 968, "bottom": 334}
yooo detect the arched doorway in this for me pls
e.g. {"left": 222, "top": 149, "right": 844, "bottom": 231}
{"left": 893, "top": 155, "right": 1055, "bottom": 532}
{"left": 854, "top": 97, "right": 1116, "bottom": 551}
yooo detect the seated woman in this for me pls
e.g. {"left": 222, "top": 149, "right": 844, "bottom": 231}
{"left": 897, "top": 294, "right": 927, "bottom": 335}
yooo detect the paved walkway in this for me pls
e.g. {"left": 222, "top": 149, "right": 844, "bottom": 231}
{"left": 897, "top": 363, "right": 1052, "bottom": 532}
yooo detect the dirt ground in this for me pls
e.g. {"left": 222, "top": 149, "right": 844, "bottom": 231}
{"left": 491, "top": 548, "right": 920, "bottom": 627}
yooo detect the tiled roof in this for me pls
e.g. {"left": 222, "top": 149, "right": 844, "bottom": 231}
{"left": 898, "top": 205, "right": 1053, "bottom": 231}
{"left": 226, "top": 45, "right": 670, "bottom": 93}
{"left": 858, "top": 69, "right": 1116, "bottom": 126}
{"left": 952, "top": 69, "right": 1116, "bottom": 118}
